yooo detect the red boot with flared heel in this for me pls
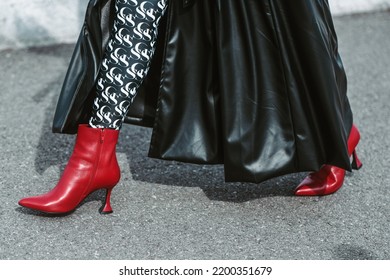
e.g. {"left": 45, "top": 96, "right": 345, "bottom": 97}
{"left": 18, "top": 124, "right": 120, "bottom": 214}
{"left": 295, "top": 124, "right": 362, "bottom": 196}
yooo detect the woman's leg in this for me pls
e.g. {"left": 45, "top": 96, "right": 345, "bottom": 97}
{"left": 89, "top": 0, "right": 168, "bottom": 130}
{"left": 18, "top": 0, "right": 169, "bottom": 214}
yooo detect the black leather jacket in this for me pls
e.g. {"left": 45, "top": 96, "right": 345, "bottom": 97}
{"left": 53, "top": 0, "right": 353, "bottom": 183}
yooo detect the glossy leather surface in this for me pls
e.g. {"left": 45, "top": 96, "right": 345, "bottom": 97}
{"left": 53, "top": 0, "right": 353, "bottom": 183}
{"left": 19, "top": 125, "right": 120, "bottom": 214}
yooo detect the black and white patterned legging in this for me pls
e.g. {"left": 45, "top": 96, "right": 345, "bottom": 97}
{"left": 89, "top": 0, "right": 168, "bottom": 130}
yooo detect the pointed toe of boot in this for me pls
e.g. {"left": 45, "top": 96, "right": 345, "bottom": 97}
{"left": 18, "top": 194, "right": 65, "bottom": 214}
{"left": 294, "top": 185, "right": 320, "bottom": 196}
{"left": 18, "top": 196, "right": 43, "bottom": 211}
{"left": 294, "top": 177, "right": 326, "bottom": 196}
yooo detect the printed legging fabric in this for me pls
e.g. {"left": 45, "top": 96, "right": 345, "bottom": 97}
{"left": 89, "top": 0, "right": 168, "bottom": 130}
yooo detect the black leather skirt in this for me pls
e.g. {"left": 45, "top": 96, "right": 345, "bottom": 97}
{"left": 53, "top": 0, "right": 353, "bottom": 183}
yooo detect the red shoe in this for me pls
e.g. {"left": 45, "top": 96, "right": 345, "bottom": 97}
{"left": 295, "top": 124, "right": 362, "bottom": 196}
{"left": 18, "top": 125, "right": 120, "bottom": 214}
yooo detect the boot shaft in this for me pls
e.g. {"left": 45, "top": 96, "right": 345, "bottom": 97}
{"left": 71, "top": 125, "right": 120, "bottom": 189}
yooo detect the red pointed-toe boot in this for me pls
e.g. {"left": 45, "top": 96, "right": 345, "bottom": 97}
{"left": 18, "top": 124, "right": 120, "bottom": 214}
{"left": 295, "top": 124, "right": 362, "bottom": 196}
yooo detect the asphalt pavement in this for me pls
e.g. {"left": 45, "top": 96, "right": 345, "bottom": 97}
{"left": 0, "top": 11, "right": 389, "bottom": 260}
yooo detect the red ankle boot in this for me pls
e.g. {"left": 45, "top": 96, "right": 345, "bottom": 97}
{"left": 19, "top": 124, "right": 120, "bottom": 214}
{"left": 295, "top": 124, "right": 362, "bottom": 196}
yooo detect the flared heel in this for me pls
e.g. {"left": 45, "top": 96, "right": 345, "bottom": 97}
{"left": 351, "top": 150, "right": 363, "bottom": 170}
{"left": 100, "top": 188, "right": 114, "bottom": 214}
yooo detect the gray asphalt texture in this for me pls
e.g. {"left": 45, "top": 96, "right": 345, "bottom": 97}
{"left": 0, "top": 12, "right": 389, "bottom": 260}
